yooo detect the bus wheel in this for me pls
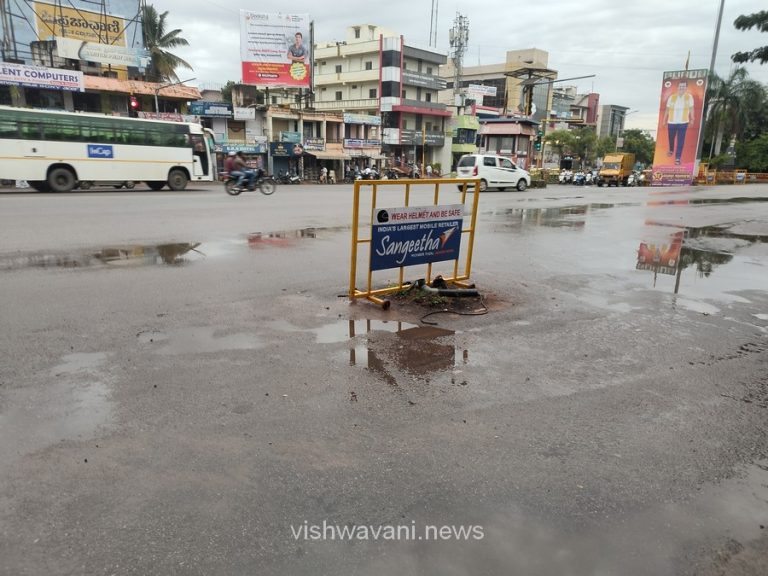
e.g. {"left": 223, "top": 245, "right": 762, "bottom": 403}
{"left": 167, "top": 169, "right": 188, "bottom": 191}
{"left": 48, "top": 167, "right": 77, "bottom": 192}
{"left": 147, "top": 181, "right": 165, "bottom": 191}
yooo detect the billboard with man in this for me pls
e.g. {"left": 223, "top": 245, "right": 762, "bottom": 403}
{"left": 650, "top": 69, "right": 708, "bottom": 186}
{"left": 240, "top": 12, "right": 311, "bottom": 88}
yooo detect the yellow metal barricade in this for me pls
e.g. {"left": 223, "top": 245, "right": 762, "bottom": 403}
{"left": 349, "top": 178, "right": 481, "bottom": 308}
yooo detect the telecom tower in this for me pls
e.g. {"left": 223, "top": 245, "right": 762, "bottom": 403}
{"left": 448, "top": 13, "right": 469, "bottom": 100}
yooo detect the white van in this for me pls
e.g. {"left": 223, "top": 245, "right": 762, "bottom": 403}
{"left": 455, "top": 154, "right": 531, "bottom": 192}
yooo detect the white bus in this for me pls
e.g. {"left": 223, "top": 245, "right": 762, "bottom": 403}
{"left": 0, "top": 105, "right": 216, "bottom": 192}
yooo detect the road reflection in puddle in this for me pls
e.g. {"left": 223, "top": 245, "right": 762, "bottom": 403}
{"left": 0, "top": 242, "right": 203, "bottom": 270}
{"left": 486, "top": 198, "right": 767, "bottom": 308}
{"left": 272, "top": 319, "right": 470, "bottom": 386}
{"left": 247, "top": 226, "right": 349, "bottom": 249}
{"left": 0, "top": 226, "right": 350, "bottom": 271}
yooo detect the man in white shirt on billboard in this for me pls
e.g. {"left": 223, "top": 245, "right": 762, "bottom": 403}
{"left": 663, "top": 80, "right": 695, "bottom": 166}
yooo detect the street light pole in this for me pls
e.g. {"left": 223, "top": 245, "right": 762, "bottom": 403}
{"left": 154, "top": 77, "right": 196, "bottom": 113}
{"left": 615, "top": 109, "right": 638, "bottom": 151}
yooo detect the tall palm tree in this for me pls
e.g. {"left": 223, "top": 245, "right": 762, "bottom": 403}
{"left": 141, "top": 4, "right": 193, "bottom": 83}
{"left": 704, "top": 67, "right": 765, "bottom": 157}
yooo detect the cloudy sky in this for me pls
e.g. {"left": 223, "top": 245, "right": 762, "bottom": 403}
{"left": 154, "top": 0, "right": 768, "bottom": 133}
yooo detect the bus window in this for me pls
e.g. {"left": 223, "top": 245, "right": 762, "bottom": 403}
{"left": 0, "top": 118, "right": 18, "bottom": 138}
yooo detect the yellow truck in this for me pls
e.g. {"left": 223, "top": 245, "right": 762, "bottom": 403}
{"left": 598, "top": 153, "right": 635, "bottom": 187}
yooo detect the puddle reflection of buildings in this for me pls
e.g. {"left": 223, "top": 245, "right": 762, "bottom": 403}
{"left": 347, "top": 320, "right": 469, "bottom": 385}
{"left": 0, "top": 243, "right": 201, "bottom": 270}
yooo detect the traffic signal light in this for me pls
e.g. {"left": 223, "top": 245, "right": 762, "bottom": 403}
{"left": 129, "top": 96, "right": 140, "bottom": 117}
{"left": 534, "top": 140, "right": 542, "bottom": 151}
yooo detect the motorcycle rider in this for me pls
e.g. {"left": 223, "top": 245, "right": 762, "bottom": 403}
{"left": 225, "top": 151, "right": 244, "bottom": 189}
{"left": 234, "top": 151, "right": 256, "bottom": 190}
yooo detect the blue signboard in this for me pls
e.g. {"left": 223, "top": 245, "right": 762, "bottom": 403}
{"left": 87, "top": 144, "right": 113, "bottom": 158}
{"left": 370, "top": 205, "right": 464, "bottom": 271}
{"left": 188, "top": 101, "right": 232, "bottom": 117}
{"left": 219, "top": 143, "right": 267, "bottom": 154}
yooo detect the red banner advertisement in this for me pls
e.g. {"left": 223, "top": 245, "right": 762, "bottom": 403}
{"left": 650, "top": 69, "right": 708, "bottom": 186}
{"left": 239, "top": 12, "right": 310, "bottom": 88}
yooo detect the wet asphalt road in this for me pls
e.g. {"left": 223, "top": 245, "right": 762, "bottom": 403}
{"left": 1, "top": 181, "right": 767, "bottom": 576}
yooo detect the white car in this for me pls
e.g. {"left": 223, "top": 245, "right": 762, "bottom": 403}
{"left": 456, "top": 153, "right": 531, "bottom": 192}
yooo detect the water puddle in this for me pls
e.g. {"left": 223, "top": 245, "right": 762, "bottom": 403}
{"left": 0, "top": 352, "right": 113, "bottom": 468}
{"left": 371, "top": 460, "right": 768, "bottom": 575}
{"left": 272, "top": 319, "right": 470, "bottom": 384}
{"left": 137, "top": 327, "right": 262, "bottom": 354}
{"left": 0, "top": 227, "right": 349, "bottom": 271}
{"left": 247, "top": 226, "right": 349, "bottom": 249}
{"left": 0, "top": 242, "right": 203, "bottom": 270}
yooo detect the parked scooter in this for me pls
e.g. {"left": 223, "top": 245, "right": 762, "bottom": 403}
{"left": 558, "top": 169, "right": 573, "bottom": 184}
{"left": 278, "top": 170, "right": 301, "bottom": 185}
{"left": 573, "top": 171, "right": 586, "bottom": 186}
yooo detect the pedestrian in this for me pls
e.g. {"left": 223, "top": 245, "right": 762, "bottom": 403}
{"left": 425, "top": 164, "right": 433, "bottom": 178}
{"left": 320, "top": 165, "right": 328, "bottom": 183}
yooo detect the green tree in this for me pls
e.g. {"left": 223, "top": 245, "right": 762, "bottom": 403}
{"left": 596, "top": 135, "right": 616, "bottom": 159}
{"left": 221, "top": 81, "right": 237, "bottom": 104}
{"left": 544, "top": 129, "right": 575, "bottom": 159}
{"left": 735, "top": 134, "right": 768, "bottom": 171}
{"left": 704, "top": 67, "right": 767, "bottom": 157}
{"left": 619, "top": 129, "right": 655, "bottom": 166}
{"left": 571, "top": 128, "right": 597, "bottom": 168}
{"left": 732, "top": 10, "right": 768, "bottom": 64}
{"left": 142, "top": 4, "right": 193, "bottom": 83}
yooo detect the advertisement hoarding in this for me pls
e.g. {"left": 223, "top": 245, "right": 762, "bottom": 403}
{"left": 35, "top": 1, "right": 127, "bottom": 46}
{"left": 651, "top": 69, "right": 708, "bottom": 186}
{"left": 370, "top": 205, "right": 464, "bottom": 271}
{"left": 240, "top": 12, "right": 311, "bottom": 88}
{"left": 0, "top": 61, "right": 84, "bottom": 91}
{"left": 55, "top": 37, "right": 147, "bottom": 68}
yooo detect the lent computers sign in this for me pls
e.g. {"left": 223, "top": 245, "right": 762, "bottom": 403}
{"left": 370, "top": 205, "right": 463, "bottom": 271}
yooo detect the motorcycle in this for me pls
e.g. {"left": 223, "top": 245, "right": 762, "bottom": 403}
{"left": 362, "top": 168, "right": 380, "bottom": 180}
{"left": 278, "top": 170, "right": 301, "bottom": 185}
{"left": 573, "top": 171, "right": 586, "bottom": 186}
{"left": 224, "top": 171, "right": 276, "bottom": 196}
{"left": 384, "top": 169, "right": 399, "bottom": 180}
{"left": 584, "top": 171, "right": 594, "bottom": 186}
{"left": 558, "top": 169, "right": 572, "bottom": 184}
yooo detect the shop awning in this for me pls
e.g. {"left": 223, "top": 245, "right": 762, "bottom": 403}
{"left": 306, "top": 150, "right": 351, "bottom": 160}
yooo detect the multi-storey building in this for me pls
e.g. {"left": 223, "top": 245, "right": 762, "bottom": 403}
{"left": 313, "top": 25, "right": 450, "bottom": 173}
